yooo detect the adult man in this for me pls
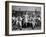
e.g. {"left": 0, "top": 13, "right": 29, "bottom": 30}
{"left": 17, "top": 16, "right": 22, "bottom": 30}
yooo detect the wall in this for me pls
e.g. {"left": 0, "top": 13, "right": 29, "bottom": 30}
{"left": 0, "top": 0, "right": 46, "bottom": 37}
